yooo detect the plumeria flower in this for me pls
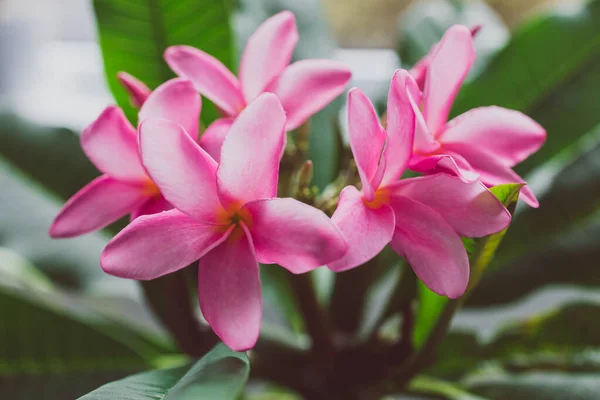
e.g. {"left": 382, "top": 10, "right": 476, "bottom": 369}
{"left": 407, "top": 25, "right": 546, "bottom": 207}
{"left": 49, "top": 78, "right": 200, "bottom": 238}
{"left": 100, "top": 93, "right": 348, "bottom": 351}
{"left": 328, "top": 70, "right": 511, "bottom": 298}
{"left": 164, "top": 10, "right": 352, "bottom": 161}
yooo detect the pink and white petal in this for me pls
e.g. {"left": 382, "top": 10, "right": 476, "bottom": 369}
{"left": 444, "top": 143, "right": 539, "bottom": 207}
{"left": 81, "top": 106, "right": 147, "bottom": 182}
{"left": 409, "top": 152, "right": 479, "bottom": 182}
{"left": 198, "top": 225, "right": 261, "bottom": 351}
{"left": 328, "top": 186, "right": 395, "bottom": 272}
{"left": 49, "top": 175, "right": 147, "bottom": 238}
{"left": 268, "top": 59, "right": 352, "bottom": 130}
{"left": 389, "top": 196, "right": 469, "bottom": 298}
{"left": 199, "top": 118, "right": 233, "bottom": 162}
{"left": 117, "top": 72, "right": 151, "bottom": 108}
{"left": 139, "top": 78, "right": 201, "bottom": 141}
{"left": 381, "top": 69, "right": 417, "bottom": 185}
{"left": 139, "top": 119, "right": 223, "bottom": 221}
{"left": 389, "top": 174, "right": 511, "bottom": 237}
{"left": 243, "top": 198, "right": 348, "bottom": 273}
{"left": 164, "top": 45, "right": 245, "bottom": 116}
{"left": 101, "top": 209, "right": 230, "bottom": 280}
{"left": 217, "top": 93, "right": 286, "bottom": 206}
{"left": 239, "top": 11, "right": 298, "bottom": 101}
{"left": 423, "top": 25, "right": 475, "bottom": 136}
{"left": 346, "top": 88, "right": 387, "bottom": 200}
{"left": 130, "top": 195, "right": 172, "bottom": 220}
{"left": 440, "top": 106, "right": 546, "bottom": 167}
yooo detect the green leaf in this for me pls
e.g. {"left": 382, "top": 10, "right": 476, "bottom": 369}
{"left": 452, "top": 0, "right": 600, "bottom": 174}
{"left": 93, "top": 0, "right": 234, "bottom": 125}
{"left": 411, "top": 184, "right": 522, "bottom": 349}
{"left": 79, "top": 343, "right": 249, "bottom": 400}
{"left": 466, "top": 372, "right": 600, "bottom": 400}
{"left": 408, "top": 375, "right": 486, "bottom": 400}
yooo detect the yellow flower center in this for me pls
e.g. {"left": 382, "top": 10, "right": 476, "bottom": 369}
{"left": 363, "top": 188, "right": 390, "bottom": 209}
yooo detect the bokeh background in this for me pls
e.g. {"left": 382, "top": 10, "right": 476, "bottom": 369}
{"left": 1, "top": 0, "right": 599, "bottom": 398}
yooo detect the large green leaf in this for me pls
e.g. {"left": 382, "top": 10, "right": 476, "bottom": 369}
{"left": 79, "top": 343, "right": 249, "bottom": 400}
{"left": 452, "top": 0, "right": 600, "bottom": 175}
{"left": 0, "top": 250, "right": 175, "bottom": 399}
{"left": 93, "top": 0, "right": 234, "bottom": 125}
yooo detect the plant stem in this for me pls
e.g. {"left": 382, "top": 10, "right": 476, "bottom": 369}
{"left": 288, "top": 272, "right": 335, "bottom": 356}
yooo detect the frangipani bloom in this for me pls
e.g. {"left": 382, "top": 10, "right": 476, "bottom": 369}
{"left": 164, "top": 11, "right": 352, "bottom": 161}
{"left": 408, "top": 25, "right": 546, "bottom": 207}
{"left": 101, "top": 93, "right": 348, "bottom": 350}
{"left": 49, "top": 78, "right": 200, "bottom": 237}
{"left": 329, "top": 70, "right": 511, "bottom": 298}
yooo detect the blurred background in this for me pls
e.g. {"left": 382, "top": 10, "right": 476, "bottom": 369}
{"left": 1, "top": 0, "right": 599, "bottom": 398}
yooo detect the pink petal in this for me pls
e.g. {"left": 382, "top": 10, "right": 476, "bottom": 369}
{"left": 217, "top": 93, "right": 286, "bottom": 207}
{"left": 101, "top": 209, "right": 230, "bottom": 280}
{"left": 139, "top": 119, "right": 224, "bottom": 222}
{"left": 81, "top": 106, "right": 147, "bottom": 182}
{"left": 198, "top": 225, "right": 261, "bottom": 351}
{"left": 243, "top": 198, "right": 348, "bottom": 273}
{"left": 346, "top": 88, "right": 386, "bottom": 200}
{"left": 389, "top": 196, "right": 469, "bottom": 298}
{"left": 164, "top": 45, "right": 245, "bottom": 117}
{"left": 381, "top": 69, "right": 418, "bottom": 185}
{"left": 239, "top": 11, "right": 298, "bottom": 102}
{"left": 409, "top": 152, "right": 480, "bottom": 182}
{"left": 423, "top": 25, "right": 474, "bottom": 136}
{"left": 390, "top": 174, "right": 511, "bottom": 237}
{"left": 49, "top": 175, "right": 147, "bottom": 238}
{"left": 440, "top": 106, "right": 546, "bottom": 167}
{"left": 199, "top": 118, "right": 233, "bottom": 162}
{"left": 139, "top": 78, "right": 201, "bottom": 141}
{"left": 328, "top": 186, "right": 395, "bottom": 272}
{"left": 445, "top": 143, "right": 539, "bottom": 207}
{"left": 130, "top": 195, "right": 172, "bottom": 220}
{"left": 268, "top": 59, "right": 352, "bottom": 130}
{"left": 117, "top": 72, "right": 151, "bottom": 108}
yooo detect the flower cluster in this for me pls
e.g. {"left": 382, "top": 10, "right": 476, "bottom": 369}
{"left": 50, "top": 12, "right": 545, "bottom": 351}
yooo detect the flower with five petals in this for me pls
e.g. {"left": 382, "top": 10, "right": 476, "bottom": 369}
{"left": 100, "top": 93, "right": 348, "bottom": 351}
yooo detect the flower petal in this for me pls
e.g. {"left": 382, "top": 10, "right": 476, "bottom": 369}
{"left": 389, "top": 196, "right": 469, "bottom": 298}
{"left": 101, "top": 209, "right": 229, "bottom": 280}
{"left": 81, "top": 106, "right": 147, "bottom": 182}
{"left": 198, "top": 225, "right": 261, "bottom": 351}
{"left": 243, "top": 198, "right": 348, "bottom": 273}
{"left": 139, "top": 119, "right": 223, "bottom": 221}
{"left": 164, "top": 45, "right": 245, "bottom": 116}
{"left": 217, "top": 93, "right": 286, "bottom": 206}
{"left": 49, "top": 175, "right": 147, "bottom": 238}
{"left": 440, "top": 106, "right": 546, "bottom": 167}
{"left": 139, "top": 78, "right": 201, "bottom": 141}
{"left": 268, "top": 59, "right": 352, "bottom": 130}
{"left": 199, "top": 118, "right": 234, "bottom": 162}
{"left": 381, "top": 69, "right": 418, "bottom": 185}
{"left": 117, "top": 72, "right": 151, "bottom": 108}
{"left": 445, "top": 143, "right": 539, "bottom": 207}
{"left": 130, "top": 195, "right": 172, "bottom": 220}
{"left": 424, "top": 25, "right": 474, "bottom": 136}
{"left": 239, "top": 11, "right": 298, "bottom": 102}
{"left": 346, "top": 88, "right": 386, "bottom": 200}
{"left": 390, "top": 174, "right": 511, "bottom": 237}
{"left": 409, "top": 152, "right": 479, "bottom": 182}
{"left": 328, "top": 186, "right": 395, "bottom": 272}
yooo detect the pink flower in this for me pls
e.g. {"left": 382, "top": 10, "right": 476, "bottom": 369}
{"left": 49, "top": 78, "right": 200, "bottom": 238}
{"left": 407, "top": 25, "right": 546, "bottom": 207}
{"left": 164, "top": 11, "right": 352, "bottom": 161}
{"left": 328, "top": 70, "right": 511, "bottom": 298}
{"left": 100, "top": 93, "right": 348, "bottom": 351}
